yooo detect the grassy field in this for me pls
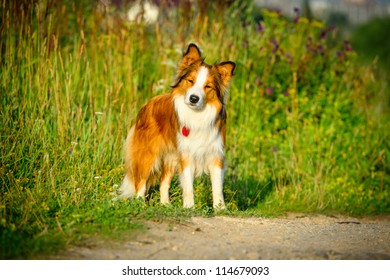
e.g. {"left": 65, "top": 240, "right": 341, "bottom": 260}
{"left": 1, "top": 1, "right": 389, "bottom": 259}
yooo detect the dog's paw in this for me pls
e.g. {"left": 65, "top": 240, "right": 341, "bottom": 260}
{"left": 183, "top": 200, "right": 195, "bottom": 208}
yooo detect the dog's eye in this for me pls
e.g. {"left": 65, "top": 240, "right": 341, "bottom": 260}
{"left": 205, "top": 85, "right": 212, "bottom": 89}
{"left": 187, "top": 79, "right": 194, "bottom": 84}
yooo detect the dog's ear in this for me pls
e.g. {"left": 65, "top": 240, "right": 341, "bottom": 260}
{"left": 215, "top": 61, "right": 235, "bottom": 86}
{"left": 179, "top": 44, "right": 203, "bottom": 70}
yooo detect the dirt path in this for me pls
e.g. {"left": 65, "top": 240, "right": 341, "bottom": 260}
{"left": 50, "top": 215, "right": 390, "bottom": 260}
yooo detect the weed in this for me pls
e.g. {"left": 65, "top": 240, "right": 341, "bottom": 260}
{"left": 1, "top": 1, "right": 389, "bottom": 259}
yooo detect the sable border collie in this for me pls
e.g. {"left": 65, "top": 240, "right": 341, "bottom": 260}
{"left": 119, "top": 44, "right": 235, "bottom": 209}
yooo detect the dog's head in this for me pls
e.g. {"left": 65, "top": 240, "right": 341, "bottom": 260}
{"left": 172, "top": 44, "right": 235, "bottom": 111}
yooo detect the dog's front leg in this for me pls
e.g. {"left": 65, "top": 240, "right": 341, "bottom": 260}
{"left": 180, "top": 162, "right": 195, "bottom": 208}
{"left": 209, "top": 161, "right": 226, "bottom": 210}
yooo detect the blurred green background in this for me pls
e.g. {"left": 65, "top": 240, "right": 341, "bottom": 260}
{"left": 1, "top": 0, "right": 389, "bottom": 259}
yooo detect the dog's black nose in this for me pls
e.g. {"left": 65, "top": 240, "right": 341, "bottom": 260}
{"left": 189, "top": 95, "right": 200, "bottom": 104}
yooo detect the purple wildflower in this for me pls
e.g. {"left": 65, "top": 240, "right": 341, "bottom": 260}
{"left": 293, "top": 7, "right": 300, "bottom": 23}
{"left": 319, "top": 25, "right": 336, "bottom": 40}
{"left": 317, "top": 44, "right": 325, "bottom": 54}
{"left": 344, "top": 40, "right": 353, "bottom": 52}
{"left": 272, "top": 146, "right": 279, "bottom": 153}
{"left": 266, "top": 86, "right": 274, "bottom": 97}
{"left": 283, "top": 91, "right": 290, "bottom": 97}
{"left": 270, "top": 38, "right": 278, "bottom": 47}
{"left": 270, "top": 38, "right": 279, "bottom": 53}
{"left": 319, "top": 29, "right": 327, "bottom": 40}
{"left": 286, "top": 53, "right": 293, "bottom": 64}
{"left": 257, "top": 22, "right": 265, "bottom": 33}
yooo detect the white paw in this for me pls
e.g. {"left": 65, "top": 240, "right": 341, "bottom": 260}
{"left": 183, "top": 199, "right": 194, "bottom": 208}
{"left": 160, "top": 197, "right": 170, "bottom": 205}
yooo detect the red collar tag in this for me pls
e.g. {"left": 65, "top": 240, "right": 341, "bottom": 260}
{"left": 182, "top": 126, "right": 190, "bottom": 137}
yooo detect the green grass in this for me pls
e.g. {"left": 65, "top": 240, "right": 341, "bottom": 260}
{"left": 1, "top": 1, "right": 389, "bottom": 259}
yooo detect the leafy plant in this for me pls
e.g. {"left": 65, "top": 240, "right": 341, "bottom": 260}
{"left": 1, "top": 0, "right": 389, "bottom": 259}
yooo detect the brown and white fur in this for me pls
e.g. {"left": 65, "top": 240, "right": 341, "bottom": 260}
{"left": 119, "top": 44, "right": 235, "bottom": 209}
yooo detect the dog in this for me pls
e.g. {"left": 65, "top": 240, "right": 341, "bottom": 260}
{"left": 119, "top": 43, "right": 235, "bottom": 209}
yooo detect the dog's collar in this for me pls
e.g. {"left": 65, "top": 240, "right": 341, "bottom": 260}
{"left": 181, "top": 126, "right": 190, "bottom": 137}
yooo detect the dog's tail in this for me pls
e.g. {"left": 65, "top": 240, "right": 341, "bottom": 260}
{"left": 117, "top": 126, "right": 136, "bottom": 199}
{"left": 118, "top": 174, "right": 136, "bottom": 198}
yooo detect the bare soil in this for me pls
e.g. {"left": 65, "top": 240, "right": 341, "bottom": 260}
{"left": 49, "top": 214, "right": 390, "bottom": 260}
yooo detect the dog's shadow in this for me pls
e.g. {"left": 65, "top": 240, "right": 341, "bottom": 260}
{"left": 144, "top": 174, "right": 274, "bottom": 211}
{"left": 224, "top": 175, "right": 274, "bottom": 211}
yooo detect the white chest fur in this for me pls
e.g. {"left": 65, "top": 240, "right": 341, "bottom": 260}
{"left": 174, "top": 95, "right": 224, "bottom": 176}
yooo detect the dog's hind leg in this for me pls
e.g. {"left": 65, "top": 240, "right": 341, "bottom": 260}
{"left": 135, "top": 179, "right": 147, "bottom": 198}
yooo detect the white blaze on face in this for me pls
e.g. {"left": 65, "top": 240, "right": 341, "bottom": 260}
{"left": 185, "top": 66, "right": 208, "bottom": 110}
